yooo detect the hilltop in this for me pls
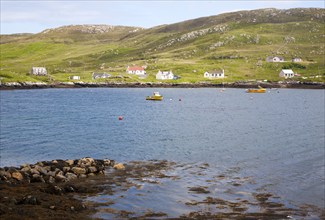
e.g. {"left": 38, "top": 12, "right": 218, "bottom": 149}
{"left": 0, "top": 8, "right": 324, "bottom": 85}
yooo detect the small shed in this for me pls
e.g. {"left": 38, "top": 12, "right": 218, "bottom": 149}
{"left": 69, "top": 76, "right": 80, "bottom": 80}
{"left": 279, "top": 69, "right": 294, "bottom": 78}
{"left": 30, "top": 67, "right": 47, "bottom": 75}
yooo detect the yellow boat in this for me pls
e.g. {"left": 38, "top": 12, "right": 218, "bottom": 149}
{"left": 146, "top": 92, "right": 163, "bottom": 101}
{"left": 246, "top": 86, "right": 266, "bottom": 93}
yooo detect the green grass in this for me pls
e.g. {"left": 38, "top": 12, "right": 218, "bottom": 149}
{"left": 1, "top": 9, "right": 324, "bottom": 84}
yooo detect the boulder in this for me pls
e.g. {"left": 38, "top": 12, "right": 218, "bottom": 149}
{"left": 63, "top": 167, "right": 71, "bottom": 172}
{"left": 71, "top": 167, "right": 86, "bottom": 175}
{"left": 12, "top": 172, "right": 24, "bottom": 181}
{"left": 113, "top": 163, "right": 125, "bottom": 170}
{"left": 88, "top": 166, "right": 97, "bottom": 173}
{"left": 65, "top": 172, "right": 77, "bottom": 181}
{"left": 65, "top": 160, "right": 74, "bottom": 166}
{"left": 31, "top": 174, "right": 45, "bottom": 183}
{"left": 55, "top": 174, "right": 67, "bottom": 182}
{"left": 30, "top": 168, "right": 40, "bottom": 175}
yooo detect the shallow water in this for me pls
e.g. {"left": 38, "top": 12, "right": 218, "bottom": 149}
{"left": 0, "top": 88, "right": 324, "bottom": 211}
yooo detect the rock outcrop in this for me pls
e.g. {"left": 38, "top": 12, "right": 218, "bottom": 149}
{"left": 0, "top": 157, "right": 117, "bottom": 184}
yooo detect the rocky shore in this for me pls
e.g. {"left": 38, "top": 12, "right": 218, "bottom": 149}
{"left": 0, "top": 157, "right": 125, "bottom": 220}
{"left": 0, "top": 157, "right": 125, "bottom": 184}
{"left": 0, "top": 81, "right": 324, "bottom": 90}
{"left": 1, "top": 159, "right": 324, "bottom": 219}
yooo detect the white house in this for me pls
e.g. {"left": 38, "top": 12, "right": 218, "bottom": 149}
{"left": 92, "top": 72, "right": 111, "bottom": 79}
{"left": 126, "top": 66, "right": 146, "bottom": 75}
{"left": 30, "top": 67, "right": 47, "bottom": 75}
{"left": 156, "top": 70, "right": 174, "bottom": 80}
{"left": 292, "top": 57, "right": 302, "bottom": 62}
{"left": 266, "top": 56, "right": 285, "bottom": 62}
{"left": 69, "top": 76, "right": 80, "bottom": 80}
{"left": 204, "top": 69, "right": 224, "bottom": 78}
{"left": 279, "top": 69, "right": 294, "bottom": 78}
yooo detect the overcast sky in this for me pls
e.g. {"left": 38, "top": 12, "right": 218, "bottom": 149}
{"left": 1, "top": 0, "right": 324, "bottom": 34}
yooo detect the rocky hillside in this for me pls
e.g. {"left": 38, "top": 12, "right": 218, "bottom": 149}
{"left": 0, "top": 8, "right": 324, "bottom": 84}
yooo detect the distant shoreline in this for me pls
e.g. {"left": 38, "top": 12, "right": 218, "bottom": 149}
{"left": 0, "top": 81, "right": 324, "bottom": 90}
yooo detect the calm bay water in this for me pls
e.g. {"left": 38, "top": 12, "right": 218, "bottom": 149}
{"left": 0, "top": 88, "right": 324, "bottom": 210}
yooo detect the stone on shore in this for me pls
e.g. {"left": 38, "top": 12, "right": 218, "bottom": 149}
{"left": 113, "top": 163, "right": 125, "bottom": 170}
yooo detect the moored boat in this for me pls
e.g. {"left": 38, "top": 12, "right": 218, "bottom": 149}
{"left": 146, "top": 92, "right": 163, "bottom": 101}
{"left": 246, "top": 86, "right": 266, "bottom": 93}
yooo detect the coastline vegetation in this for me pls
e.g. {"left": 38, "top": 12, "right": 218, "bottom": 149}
{"left": 0, "top": 9, "right": 324, "bottom": 84}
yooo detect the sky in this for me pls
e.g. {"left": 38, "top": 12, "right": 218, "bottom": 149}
{"left": 1, "top": 0, "right": 324, "bottom": 34}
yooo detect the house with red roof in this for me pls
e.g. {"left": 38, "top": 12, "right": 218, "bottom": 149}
{"left": 126, "top": 66, "right": 146, "bottom": 75}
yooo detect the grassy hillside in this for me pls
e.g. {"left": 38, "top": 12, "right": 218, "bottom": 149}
{"left": 1, "top": 8, "right": 324, "bottom": 84}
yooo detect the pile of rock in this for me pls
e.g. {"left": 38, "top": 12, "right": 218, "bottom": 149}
{"left": 0, "top": 157, "right": 125, "bottom": 184}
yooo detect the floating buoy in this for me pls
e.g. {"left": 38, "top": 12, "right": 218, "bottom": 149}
{"left": 118, "top": 116, "right": 123, "bottom": 120}
{"left": 179, "top": 98, "right": 182, "bottom": 101}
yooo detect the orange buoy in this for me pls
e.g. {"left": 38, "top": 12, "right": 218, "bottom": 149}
{"left": 118, "top": 116, "right": 123, "bottom": 120}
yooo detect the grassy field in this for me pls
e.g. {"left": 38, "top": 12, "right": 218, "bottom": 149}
{"left": 1, "top": 8, "right": 324, "bottom": 84}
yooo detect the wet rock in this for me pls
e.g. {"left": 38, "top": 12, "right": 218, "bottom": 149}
{"left": 79, "top": 174, "right": 87, "bottom": 178}
{"left": 113, "top": 163, "right": 125, "bottom": 170}
{"left": 103, "top": 159, "right": 112, "bottom": 166}
{"left": 87, "top": 173, "right": 95, "bottom": 177}
{"left": 188, "top": 186, "right": 210, "bottom": 194}
{"left": 18, "top": 195, "right": 40, "bottom": 205}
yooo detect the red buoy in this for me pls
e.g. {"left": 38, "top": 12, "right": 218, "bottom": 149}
{"left": 118, "top": 116, "right": 123, "bottom": 120}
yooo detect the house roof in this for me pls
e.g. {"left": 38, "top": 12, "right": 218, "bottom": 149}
{"left": 281, "top": 69, "right": 294, "bottom": 73}
{"left": 267, "top": 56, "right": 284, "bottom": 59}
{"left": 158, "top": 70, "right": 173, "bottom": 75}
{"left": 127, "top": 66, "right": 144, "bottom": 71}
{"left": 207, "top": 70, "right": 223, "bottom": 74}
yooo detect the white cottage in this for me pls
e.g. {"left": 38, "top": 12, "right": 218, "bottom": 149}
{"left": 30, "top": 67, "right": 47, "bottom": 75}
{"left": 266, "top": 56, "right": 285, "bottom": 62}
{"left": 204, "top": 69, "right": 224, "bottom": 78}
{"left": 279, "top": 69, "right": 294, "bottom": 78}
{"left": 292, "top": 57, "right": 302, "bottom": 62}
{"left": 156, "top": 70, "right": 174, "bottom": 80}
{"left": 69, "top": 76, "right": 80, "bottom": 80}
{"left": 126, "top": 66, "right": 146, "bottom": 75}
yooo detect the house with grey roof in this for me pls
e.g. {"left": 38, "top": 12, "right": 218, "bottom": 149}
{"left": 279, "top": 69, "right": 294, "bottom": 78}
{"left": 266, "top": 56, "right": 284, "bottom": 62}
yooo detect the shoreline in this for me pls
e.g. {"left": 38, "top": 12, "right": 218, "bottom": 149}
{"left": 1, "top": 158, "right": 324, "bottom": 219}
{"left": 0, "top": 81, "right": 324, "bottom": 90}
